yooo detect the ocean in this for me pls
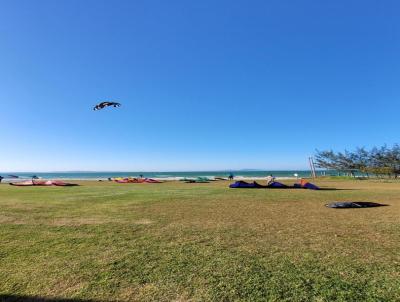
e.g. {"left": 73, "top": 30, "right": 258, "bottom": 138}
{"left": 0, "top": 170, "right": 329, "bottom": 181}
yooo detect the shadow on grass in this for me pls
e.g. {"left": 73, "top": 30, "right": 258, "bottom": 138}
{"left": 318, "top": 188, "right": 359, "bottom": 191}
{"left": 274, "top": 188, "right": 359, "bottom": 191}
{"left": 0, "top": 295, "right": 105, "bottom": 302}
{"left": 230, "top": 188, "right": 358, "bottom": 191}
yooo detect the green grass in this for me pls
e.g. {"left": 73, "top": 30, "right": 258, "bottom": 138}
{"left": 0, "top": 180, "right": 399, "bottom": 301}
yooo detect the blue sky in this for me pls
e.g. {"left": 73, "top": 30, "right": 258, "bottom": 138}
{"left": 1, "top": 0, "right": 399, "bottom": 171}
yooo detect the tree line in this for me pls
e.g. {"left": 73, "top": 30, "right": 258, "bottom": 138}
{"left": 314, "top": 144, "right": 400, "bottom": 178}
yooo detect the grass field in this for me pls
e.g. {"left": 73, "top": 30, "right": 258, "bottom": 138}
{"left": 0, "top": 179, "right": 399, "bottom": 301}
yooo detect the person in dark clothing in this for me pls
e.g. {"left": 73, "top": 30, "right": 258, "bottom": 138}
{"left": 0, "top": 176, "right": 3, "bottom": 183}
{"left": 228, "top": 173, "right": 234, "bottom": 180}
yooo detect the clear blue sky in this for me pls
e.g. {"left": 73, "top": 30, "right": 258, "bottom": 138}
{"left": 1, "top": 0, "right": 399, "bottom": 171}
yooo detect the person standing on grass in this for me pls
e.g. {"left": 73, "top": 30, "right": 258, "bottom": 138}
{"left": 0, "top": 176, "right": 3, "bottom": 183}
{"left": 266, "top": 175, "right": 275, "bottom": 186}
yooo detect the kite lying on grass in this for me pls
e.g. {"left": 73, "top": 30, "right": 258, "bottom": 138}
{"left": 229, "top": 179, "right": 320, "bottom": 190}
{"left": 326, "top": 202, "right": 387, "bottom": 208}
{"left": 10, "top": 180, "right": 78, "bottom": 186}
{"left": 114, "top": 178, "right": 162, "bottom": 183}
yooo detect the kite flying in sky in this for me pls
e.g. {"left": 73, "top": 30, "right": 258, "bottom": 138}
{"left": 93, "top": 101, "right": 121, "bottom": 111}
